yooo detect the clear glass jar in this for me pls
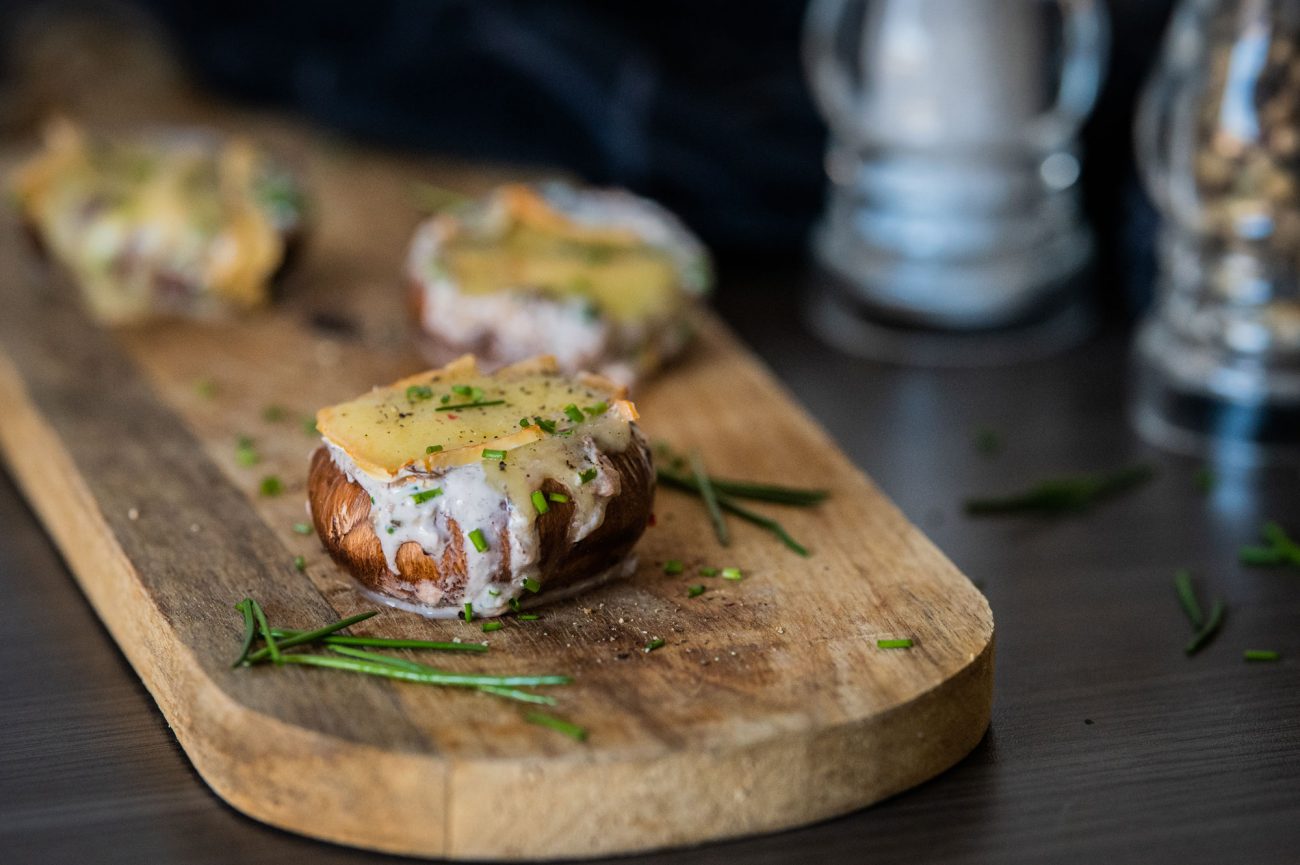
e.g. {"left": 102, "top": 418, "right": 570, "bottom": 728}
{"left": 802, "top": 0, "right": 1107, "bottom": 363}
{"left": 1134, "top": 0, "right": 1300, "bottom": 461}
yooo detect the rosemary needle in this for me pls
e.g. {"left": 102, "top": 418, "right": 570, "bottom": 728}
{"left": 1174, "top": 569, "right": 1204, "bottom": 630}
{"left": 1185, "top": 600, "right": 1226, "bottom": 656}
{"left": 524, "top": 711, "right": 588, "bottom": 741}
{"left": 691, "top": 450, "right": 730, "bottom": 546}
{"left": 242, "top": 610, "right": 378, "bottom": 665}
{"left": 277, "top": 653, "right": 571, "bottom": 688}
{"left": 270, "top": 629, "right": 488, "bottom": 653}
{"left": 248, "top": 599, "right": 281, "bottom": 664}
{"left": 231, "top": 599, "right": 257, "bottom": 667}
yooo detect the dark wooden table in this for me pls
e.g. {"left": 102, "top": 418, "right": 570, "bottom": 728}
{"left": 3, "top": 263, "right": 1298, "bottom": 865}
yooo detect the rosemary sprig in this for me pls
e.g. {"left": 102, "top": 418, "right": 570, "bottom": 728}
{"left": 656, "top": 472, "right": 810, "bottom": 556}
{"left": 240, "top": 610, "right": 378, "bottom": 666}
{"left": 691, "top": 450, "right": 729, "bottom": 546}
{"left": 964, "top": 464, "right": 1155, "bottom": 516}
{"left": 270, "top": 628, "right": 488, "bottom": 653}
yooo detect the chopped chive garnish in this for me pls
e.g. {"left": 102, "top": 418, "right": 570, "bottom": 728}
{"left": 425, "top": 444, "right": 443, "bottom": 454}
{"left": 1262, "top": 522, "right": 1300, "bottom": 564}
{"left": 242, "top": 611, "right": 379, "bottom": 665}
{"left": 231, "top": 599, "right": 257, "bottom": 667}
{"left": 1185, "top": 600, "right": 1226, "bottom": 656}
{"left": 547, "top": 492, "right": 570, "bottom": 503}
{"left": 468, "top": 529, "right": 489, "bottom": 553}
{"left": 463, "top": 603, "right": 473, "bottom": 622}
{"left": 699, "top": 566, "right": 719, "bottom": 577}
{"left": 663, "top": 560, "right": 684, "bottom": 575}
{"left": 440, "top": 394, "right": 451, "bottom": 404}
{"left": 195, "top": 378, "right": 218, "bottom": 399}
{"left": 482, "top": 621, "right": 503, "bottom": 633}
{"left": 482, "top": 448, "right": 507, "bottom": 461}
{"left": 584, "top": 402, "right": 608, "bottom": 416}
{"left": 436, "top": 400, "right": 506, "bottom": 412}
{"left": 292, "top": 522, "right": 312, "bottom": 535}
{"left": 524, "top": 711, "right": 588, "bottom": 742}
{"left": 412, "top": 488, "right": 444, "bottom": 504}
{"left": 235, "top": 436, "right": 259, "bottom": 467}
{"left": 487, "top": 588, "right": 501, "bottom": 597}
{"left": 451, "top": 384, "right": 473, "bottom": 397}
{"left": 518, "top": 613, "right": 540, "bottom": 621}
{"left": 653, "top": 460, "right": 829, "bottom": 506}
{"left": 270, "top": 628, "right": 486, "bottom": 652}
{"left": 531, "top": 490, "right": 550, "bottom": 514}
{"left": 533, "top": 417, "right": 557, "bottom": 434}
{"left": 687, "top": 585, "right": 706, "bottom": 598}
{"left": 520, "top": 417, "right": 531, "bottom": 427}
{"left": 964, "top": 464, "right": 1155, "bottom": 516}
{"left": 406, "top": 385, "right": 434, "bottom": 402}
{"left": 579, "top": 467, "right": 598, "bottom": 485}
{"left": 248, "top": 599, "right": 280, "bottom": 664}
{"left": 1239, "top": 545, "right": 1283, "bottom": 566}
{"left": 293, "top": 555, "right": 306, "bottom": 572}
{"left": 509, "top": 597, "right": 522, "bottom": 612}
{"left": 386, "top": 526, "right": 395, "bottom": 534}
{"left": 721, "top": 567, "right": 743, "bottom": 581}
{"left": 522, "top": 576, "right": 541, "bottom": 593}
{"left": 644, "top": 637, "right": 665, "bottom": 653}
{"left": 477, "top": 686, "right": 556, "bottom": 706}
{"left": 878, "top": 638, "right": 914, "bottom": 649}
{"left": 563, "top": 404, "right": 585, "bottom": 423}
{"left": 691, "top": 451, "right": 730, "bottom": 546}
{"left": 259, "top": 475, "right": 284, "bottom": 497}
{"left": 276, "top": 653, "right": 569, "bottom": 688}
{"left": 1174, "top": 569, "right": 1204, "bottom": 629}
{"left": 261, "top": 404, "right": 286, "bottom": 422}
{"left": 302, "top": 416, "right": 318, "bottom": 436}
{"left": 1244, "top": 649, "right": 1280, "bottom": 662}
{"left": 655, "top": 473, "right": 811, "bottom": 555}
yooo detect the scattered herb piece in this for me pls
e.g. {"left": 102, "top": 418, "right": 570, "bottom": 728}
{"left": 412, "top": 488, "right": 444, "bottom": 504}
{"left": 522, "top": 577, "right": 541, "bottom": 593}
{"left": 292, "top": 522, "right": 312, "bottom": 535}
{"left": 878, "top": 638, "right": 914, "bottom": 649}
{"left": 235, "top": 435, "right": 259, "bottom": 467}
{"left": 440, "top": 394, "right": 451, "bottom": 404}
{"left": 520, "top": 417, "right": 531, "bottom": 428}
{"left": 406, "top": 385, "right": 434, "bottom": 402}
{"left": 248, "top": 599, "right": 280, "bottom": 663}
{"left": 518, "top": 613, "right": 540, "bottom": 621}
{"left": 1174, "top": 569, "right": 1204, "bottom": 629}
{"left": 482, "top": 621, "right": 503, "bottom": 633}
{"left": 469, "top": 529, "right": 489, "bottom": 553}
{"left": 563, "top": 404, "right": 585, "bottom": 423}
{"left": 1239, "top": 546, "right": 1285, "bottom": 566}
{"left": 195, "top": 378, "right": 219, "bottom": 399}
{"left": 699, "top": 566, "right": 719, "bottom": 577}
{"left": 964, "top": 464, "right": 1155, "bottom": 516}
{"left": 974, "top": 428, "right": 1001, "bottom": 457}
{"left": 1239, "top": 521, "right": 1300, "bottom": 567}
{"left": 301, "top": 416, "right": 318, "bottom": 436}
{"left": 663, "top": 560, "right": 684, "bottom": 575}
{"left": 426, "top": 444, "right": 443, "bottom": 454}
{"left": 270, "top": 628, "right": 486, "bottom": 653}
{"left": 655, "top": 473, "right": 811, "bottom": 555}
{"left": 509, "top": 597, "right": 522, "bottom": 612}
{"left": 524, "top": 711, "right": 588, "bottom": 742}
{"left": 548, "top": 492, "right": 570, "bottom": 504}
{"left": 487, "top": 589, "right": 501, "bottom": 597}
{"left": 1244, "top": 650, "right": 1281, "bottom": 662}
{"left": 463, "top": 603, "right": 473, "bottom": 622}
{"left": 277, "top": 653, "right": 569, "bottom": 688}
{"left": 721, "top": 567, "right": 743, "bottom": 581}
{"left": 687, "top": 585, "right": 706, "bottom": 598}
{"left": 261, "top": 404, "right": 287, "bottom": 423}
{"left": 690, "top": 451, "right": 730, "bottom": 546}
{"left": 584, "top": 402, "right": 608, "bottom": 417}
{"left": 579, "top": 467, "right": 598, "bottom": 485}
{"left": 1185, "top": 600, "right": 1226, "bottom": 656}
{"left": 436, "top": 400, "right": 506, "bottom": 412}
{"left": 259, "top": 475, "right": 284, "bottom": 497}
{"left": 293, "top": 555, "right": 306, "bottom": 573}
{"left": 241, "top": 611, "right": 379, "bottom": 665}
{"left": 231, "top": 599, "right": 257, "bottom": 667}
{"left": 644, "top": 637, "right": 665, "bottom": 653}
{"left": 451, "top": 384, "right": 473, "bottom": 397}
{"left": 531, "top": 490, "right": 550, "bottom": 514}
{"left": 482, "top": 448, "right": 507, "bottom": 461}
{"left": 533, "top": 416, "right": 557, "bottom": 434}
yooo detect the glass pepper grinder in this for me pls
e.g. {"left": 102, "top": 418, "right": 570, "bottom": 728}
{"left": 1134, "top": 0, "right": 1300, "bottom": 461}
{"left": 802, "top": 0, "right": 1108, "bottom": 365}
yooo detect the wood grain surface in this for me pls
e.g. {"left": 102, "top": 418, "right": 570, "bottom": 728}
{"left": 0, "top": 122, "right": 993, "bottom": 859}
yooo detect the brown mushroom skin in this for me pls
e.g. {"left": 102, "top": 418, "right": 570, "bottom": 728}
{"left": 307, "top": 434, "right": 655, "bottom": 612}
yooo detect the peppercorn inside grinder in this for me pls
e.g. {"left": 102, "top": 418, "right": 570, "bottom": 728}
{"left": 1134, "top": 0, "right": 1300, "bottom": 462}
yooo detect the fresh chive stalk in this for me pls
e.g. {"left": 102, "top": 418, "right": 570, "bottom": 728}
{"left": 248, "top": 599, "right": 281, "bottom": 664}
{"left": 412, "top": 488, "right": 443, "bottom": 504}
{"left": 463, "top": 602, "right": 474, "bottom": 622}
{"left": 644, "top": 637, "right": 665, "bottom": 653}
{"left": 469, "top": 529, "right": 489, "bottom": 553}
{"left": 518, "top": 613, "right": 540, "bottom": 621}
{"left": 482, "top": 448, "right": 507, "bottom": 461}
{"left": 482, "top": 621, "right": 503, "bottom": 633}
{"left": 1243, "top": 650, "right": 1280, "bottom": 662}
{"left": 531, "top": 490, "right": 550, "bottom": 514}
{"left": 270, "top": 629, "right": 487, "bottom": 652}
{"left": 1185, "top": 600, "right": 1226, "bottom": 656}
{"left": 1174, "top": 569, "right": 1204, "bottom": 629}
{"left": 232, "top": 599, "right": 257, "bottom": 667}
{"left": 524, "top": 711, "right": 588, "bottom": 741}
{"left": 425, "top": 444, "right": 443, "bottom": 454}
{"left": 436, "top": 400, "right": 506, "bottom": 412}
{"left": 276, "top": 652, "right": 570, "bottom": 688}
{"left": 963, "top": 465, "right": 1156, "bottom": 516}
{"left": 877, "top": 638, "right": 914, "bottom": 649}
{"left": 656, "top": 472, "right": 811, "bottom": 556}
{"left": 548, "top": 492, "right": 569, "bottom": 503}
{"left": 690, "top": 451, "right": 730, "bottom": 546}
{"left": 242, "top": 611, "right": 379, "bottom": 665}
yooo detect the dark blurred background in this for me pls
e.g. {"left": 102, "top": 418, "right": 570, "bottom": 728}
{"left": 0, "top": 0, "right": 1175, "bottom": 318}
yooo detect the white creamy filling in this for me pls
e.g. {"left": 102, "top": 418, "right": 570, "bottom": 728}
{"left": 326, "top": 431, "right": 619, "bottom": 618}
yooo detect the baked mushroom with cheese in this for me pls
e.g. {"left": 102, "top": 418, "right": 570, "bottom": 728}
{"left": 407, "top": 182, "right": 710, "bottom": 386}
{"left": 12, "top": 119, "right": 306, "bottom": 323}
{"left": 308, "top": 355, "right": 654, "bottom": 617}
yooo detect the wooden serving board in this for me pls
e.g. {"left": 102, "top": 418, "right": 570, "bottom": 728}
{"left": 0, "top": 124, "right": 993, "bottom": 860}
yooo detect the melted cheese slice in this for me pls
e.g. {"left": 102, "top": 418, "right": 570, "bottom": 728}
{"left": 438, "top": 185, "right": 683, "bottom": 323}
{"left": 317, "top": 356, "right": 638, "bottom": 480}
